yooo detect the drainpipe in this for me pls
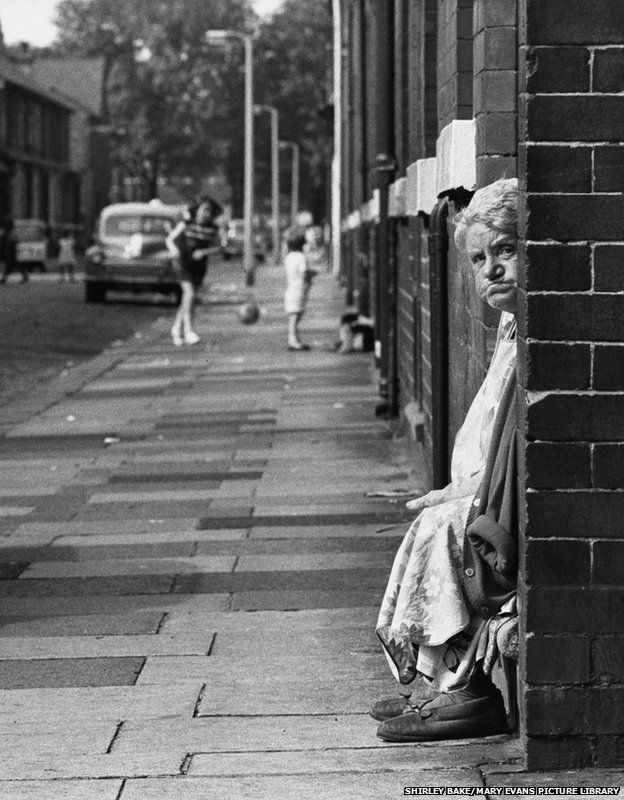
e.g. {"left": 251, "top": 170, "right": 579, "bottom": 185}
{"left": 427, "top": 197, "right": 450, "bottom": 488}
{"left": 372, "top": 0, "right": 397, "bottom": 418}
{"left": 331, "top": 0, "right": 342, "bottom": 277}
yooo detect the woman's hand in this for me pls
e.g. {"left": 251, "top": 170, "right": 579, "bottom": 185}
{"left": 405, "top": 487, "right": 449, "bottom": 513}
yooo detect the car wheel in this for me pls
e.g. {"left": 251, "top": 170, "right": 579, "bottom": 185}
{"left": 85, "top": 282, "right": 106, "bottom": 303}
{"left": 223, "top": 252, "right": 231, "bottom": 261}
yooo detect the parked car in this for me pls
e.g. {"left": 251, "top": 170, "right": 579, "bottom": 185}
{"left": 222, "top": 219, "right": 267, "bottom": 261}
{"left": 84, "top": 202, "right": 182, "bottom": 303}
{"left": 14, "top": 219, "right": 49, "bottom": 272}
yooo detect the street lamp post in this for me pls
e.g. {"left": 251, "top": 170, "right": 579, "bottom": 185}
{"left": 205, "top": 30, "right": 255, "bottom": 285}
{"left": 254, "top": 104, "right": 280, "bottom": 262}
{"left": 279, "top": 140, "right": 300, "bottom": 226}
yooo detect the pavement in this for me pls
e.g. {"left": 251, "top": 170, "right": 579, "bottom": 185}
{"left": 0, "top": 269, "right": 171, "bottom": 410}
{"left": 0, "top": 261, "right": 621, "bottom": 798}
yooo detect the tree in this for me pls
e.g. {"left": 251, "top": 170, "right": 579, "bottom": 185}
{"left": 50, "top": 0, "right": 334, "bottom": 218}
{"left": 53, "top": 0, "right": 255, "bottom": 199}
{"left": 254, "top": 0, "right": 333, "bottom": 222}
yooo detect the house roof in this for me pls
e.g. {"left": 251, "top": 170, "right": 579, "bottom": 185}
{"left": 30, "top": 57, "right": 105, "bottom": 118}
{"left": 0, "top": 54, "right": 75, "bottom": 110}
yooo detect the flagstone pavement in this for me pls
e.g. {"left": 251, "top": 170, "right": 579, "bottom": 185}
{"left": 0, "top": 260, "right": 620, "bottom": 798}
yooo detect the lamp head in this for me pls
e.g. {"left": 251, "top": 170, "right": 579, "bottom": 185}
{"left": 205, "top": 30, "right": 232, "bottom": 41}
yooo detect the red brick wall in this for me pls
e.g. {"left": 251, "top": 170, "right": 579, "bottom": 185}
{"left": 437, "top": 0, "right": 474, "bottom": 132}
{"left": 519, "top": 0, "right": 624, "bottom": 770}
{"left": 396, "top": 218, "right": 415, "bottom": 401}
{"left": 473, "top": 0, "right": 518, "bottom": 186}
{"left": 392, "top": 1, "right": 437, "bottom": 464}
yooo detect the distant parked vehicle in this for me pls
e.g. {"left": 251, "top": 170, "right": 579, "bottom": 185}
{"left": 14, "top": 219, "right": 48, "bottom": 272}
{"left": 84, "top": 202, "right": 182, "bottom": 303}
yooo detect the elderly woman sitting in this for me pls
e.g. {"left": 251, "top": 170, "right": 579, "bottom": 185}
{"left": 373, "top": 178, "right": 520, "bottom": 742}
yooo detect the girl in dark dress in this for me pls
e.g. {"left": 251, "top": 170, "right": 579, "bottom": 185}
{"left": 166, "top": 199, "right": 221, "bottom": 345}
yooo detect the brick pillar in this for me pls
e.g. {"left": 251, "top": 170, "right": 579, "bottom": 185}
{"left": 519, "top": 0, "right": 624, "bottom": 771}
{"left": 473, "top": 0, "right": 518, "bottom": 187}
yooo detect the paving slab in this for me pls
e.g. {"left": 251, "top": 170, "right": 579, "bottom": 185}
{"left": 52, "top": 529, "right": 248, "bottom": 546}
{"left": 0, "top": 683, "right": 204, "bottom": 724}
{"left": 173, "top": 567, "right": 387, "bottom": 595}
{"left": 0, "top": 631, "right": 215, "bottom": 659}
{"left": 87, "top": 488, "right": 225, "bottom": 503}
{"left": 74, "top": 501, "right": 214, "bottom": 521}
{"left": 103, "top": 479, "right": 225, "bottom": 491}
{"left": 194, "top": 627, "right": 381, "bottom": 658}
{"left": 20, "top": 555, "right": 235, "bottom": 579}
{"left": 0, "top": 656, "right": 145, "bottom": 688}
{"left": 138, "top": 651, "right": 385, "bottom": 687}
{"left": 113, "top": 714, "right": 396, "bottom": 754}
{"left": 195, "top": 534, "right": 402, "bottom": 556}
{"left": 0, "top": 779, "right": 123, "bottom": 799}
{"left": 196, "top": 676, "right": 391, "bottom": 715}
{"left": 0, "top": 593, "right": 230, "bottom": 617}
{"left": 229, "top": 589, "right": 384, "bottom": 611}
{"left": 188, "top": 739, "right": 522, "bottom": 776}
{"left": 236, "top": 551, "right": 395, "bottom": 572}
{"left": 161, "top": 606, "right": 378, "bottom": 633}
{"left": 0, "top": 505, "right": 35, "bottom": 516}
{"left": 0, "top": 487, "right": 59, "bottom": 497}
{"left": 119, "top": 771, "right": 483, "bottom": 800}
{"left": 0, "top": 574, "right": 175, "bottom": 597}
{"left": 14, "top": 519, "right": 201, "bottom": 536}
{"left": 0, "top": 611, "right": 165, "bottom": 637}
{"left": 198, "top": 512, "right": 407, "bottom": 529}
{"left": 0, "top": 752, "right": 187, "bottom": 781}
{"left": 248, "top": 523, "right": 398, "bottom": 539}
{"left": 31, "top": 541, "right": 197, "bottom": 561}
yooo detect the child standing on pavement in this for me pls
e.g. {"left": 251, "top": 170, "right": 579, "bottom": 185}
{"left": 283, "top": 228, "right": 315, "bottom": 351}
{"left": 57, "top": 230, "right": 77, "bottom": 282}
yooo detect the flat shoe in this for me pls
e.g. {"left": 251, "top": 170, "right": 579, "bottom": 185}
{"left": 184, "top": 331, "right": 200, "bottom": 345}
{"left": 171, "top": 327, "right": 183, "bottom": 346}
{"left": 369, "top": 694, "right": 412, "bottom": 722}
{"left": 288, "top": 343, "right": 310, "bottom": 351}
{"left": 376, "top": 689, "right": 507, "bottom": 742}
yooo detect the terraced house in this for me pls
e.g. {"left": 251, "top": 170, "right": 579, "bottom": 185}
{"left": 335, "top": 0, "right": 624, "bottom": 771}
{"left": 0, "top": 54, "right": 80, "bottom": 228}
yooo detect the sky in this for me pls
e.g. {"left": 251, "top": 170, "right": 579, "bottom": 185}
{"left": 1, "top": 0, "right": 284, "bottom": 47}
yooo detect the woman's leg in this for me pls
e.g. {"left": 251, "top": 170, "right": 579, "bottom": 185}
{"left": 287, "top": 313, "right": 300, "bottom": 347}
{"left": 180, "top": 281, "right": 200, "bottom": 344}
{"left": 171, "top": 281, "right": 193, "bottom": 345}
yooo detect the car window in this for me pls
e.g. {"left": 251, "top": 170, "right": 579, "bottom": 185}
{"left": 103, "top": 216, "right": 174, "bottom": 238}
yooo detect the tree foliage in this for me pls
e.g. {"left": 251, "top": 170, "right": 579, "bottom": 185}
{"left": 52, "top": 0, "right": 333, "bottom": 218}
{"left": 254, "top": 0, "right": 333, "bottom": 221}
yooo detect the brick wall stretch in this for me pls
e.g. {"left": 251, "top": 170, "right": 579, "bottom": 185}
{"left": 519, "top": 0, "right": 624, "bottom": 770}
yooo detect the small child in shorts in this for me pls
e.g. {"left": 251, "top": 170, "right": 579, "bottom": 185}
{"left": 283, "top": 228, "right": 315, "bottom": 351}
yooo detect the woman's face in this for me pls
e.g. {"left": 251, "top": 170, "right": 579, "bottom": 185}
{"left": 465, "top": 222, "right": 518, "bottom": 314}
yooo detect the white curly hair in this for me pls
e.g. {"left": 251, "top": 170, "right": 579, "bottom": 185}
{"left": 454, "top": 178, "right": 519, "bottom": 251}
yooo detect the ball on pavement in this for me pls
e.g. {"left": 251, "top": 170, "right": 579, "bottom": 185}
{"left": 238, "top": 301, "right": 260, "bottom": 324}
